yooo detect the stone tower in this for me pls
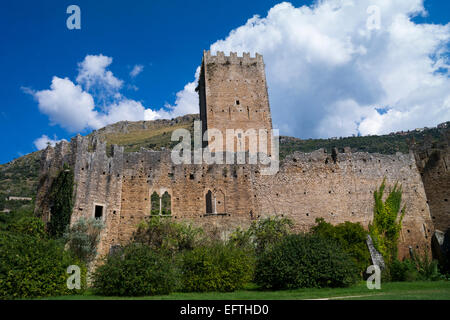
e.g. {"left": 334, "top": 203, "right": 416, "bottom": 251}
{"left": 197, "top": 50, "right": 273, "bottom": 153}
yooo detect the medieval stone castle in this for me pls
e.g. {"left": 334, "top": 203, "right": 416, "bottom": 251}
{"left": 35, "top": 51, "right": 449, "bottom": 260}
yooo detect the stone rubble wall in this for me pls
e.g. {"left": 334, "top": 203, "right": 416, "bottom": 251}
{"left": 36, "top": 135, "right": 434, "bottom": 260}
{"left": 413, "top": 129, "right": 450, "bottom": 232}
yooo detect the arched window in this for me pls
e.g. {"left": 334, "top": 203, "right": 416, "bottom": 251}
{"left": 205, "top": 190, "right": 213, "bottom": 214}
{"left": 161, "top": 191, "right": 172, "bottom": 215}
{"left": 150, "top": 191, "right": 160, "bottom": 215}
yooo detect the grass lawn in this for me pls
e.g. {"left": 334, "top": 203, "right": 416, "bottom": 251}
{"left": 42, "top": 281, "right": 450, "bottom": 300}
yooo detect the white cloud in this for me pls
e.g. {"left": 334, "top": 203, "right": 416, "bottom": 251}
{"left": 32, "top": 77, "right": 102, "bottom": 132}
{"left": 98, "top": 99, "right": 159, "bottom": 124}
{"left": 34, "top": 134, "right": 67, "bottom": 150}
{"left": 130, "top": 64, "right": 144, "bottom": 78}
{"left": 26, "top": 55, "right": 160, "bottom": 132}
{"left": 27, "top": 1, "right": 450, "bottom": 140}
{"left": 76, "top": 54, "right": 123, "bottom": 91}
{"left": 203, "top": 0, "right": 450, "bottom": 137}
{"left": 159, "top": 0, "right": 448, "bottom": 138}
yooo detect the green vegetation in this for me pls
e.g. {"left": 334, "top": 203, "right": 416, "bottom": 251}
{"left": 0, "top": 151, "right": 41, "bottom": 212}
{"left": 230, "top": 216, "right": 293, "bottom": 254}
{"left": 63, "top": 217, "right": 104, "bottom": 264}
{"left": 389, "top": 248, "right": 444, "bottom": 282}
{"left": 47, "top": 165, "right": 74, "bottom": 238}
{"left": 93, "top": 116, "right": 196, "bottom": 154}
{"left": 1, "top": 209, "right": 448, "bottom": 300}
{"left": 311, "top": 218, "right": 371, "bottom": 274}
{"left": 255, "top": 234, "right": 359, "bottom": 289}
{"left": 369, "top": 179, "right": 405, "bottom": 266}
{"left": 42, "top": 281, "right": 450, "bottom": 300}
{"left": 279, "top": 122, "right": 449, "bottom": 159}
{"left": 133, "top": 216, "right": 203, "bottom": 255}
{"left": 92, "top": 244, "right": 178, "bottom": 296}
{"left": 0, "top": 210, "right": 86, "bottom": 299}
{"left": 181, "top": 243, "right": 255, "bottom": 293}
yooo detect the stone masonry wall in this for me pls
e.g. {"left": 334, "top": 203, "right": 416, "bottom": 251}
{"left": 199, "top": 51, "right": 273, "bottom": 153}
{"left": 37, "top": 135, "right": 434, "bottom": 260}
{"left": 413, "top": 129, "right": 450, "bottom": 232}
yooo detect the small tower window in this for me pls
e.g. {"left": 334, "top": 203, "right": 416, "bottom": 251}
{"left": 236, "top": 100, "right": 240, "bottom": 105}
{"left": 94, "top": 205, "right": 104, "bottom": 219}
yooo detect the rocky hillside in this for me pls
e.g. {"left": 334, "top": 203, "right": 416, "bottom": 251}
{"left": 0, "top": 114, "right": 448, "bottom": 211}
{"left": 0, "top": 151, "right": 42, "bottom": 212}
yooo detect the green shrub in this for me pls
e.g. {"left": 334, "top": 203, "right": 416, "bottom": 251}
{"left": 8, "top": 215, "right": 47, "bottom": 239}
{"left": 311, "top": 218, "right": 371, "bottom": 275}
{"left": 181, "top": 243, "right": 254, "bottom": 292}
{"left": 92, "top": 244, "right": 179, "bottom": 296}
{"left": 229, "top": 216, "right": 293, "bottom": 255}
{"left": 0, "top": 231, "right": 86, "bottom": 299}
{"left": 389, "top": 259, "right": 419, "bottom": 282}
{"left": 410, "top": 248, "right": 443, "bottom": 281}
{"left": 133, "top": 216, "right": 203, "bottom": 255}
{"left": 0, "top": 209, "right": 36, "bottom": 232}
{"left": 255, "top": 234, "right": 359, "bottom": 289}
{"left": 63, "top": 217, "right": 104, "bottom": 264}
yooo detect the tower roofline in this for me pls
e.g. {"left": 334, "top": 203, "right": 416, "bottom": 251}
{"left": 203, "top": 50, "right": 264, "bottom": 65}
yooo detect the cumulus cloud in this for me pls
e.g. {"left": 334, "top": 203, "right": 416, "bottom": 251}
{"left": 208, "top": 0, "right": 450, "bottom": 137}
{"left": 168, "top": 0, "right": 449, "bottom": 138}
{"left": 76, "top": 54, "right": 123, "bottom": 91}
{"left": 26, "top": 0, "right": 450, "bottom": 140}
{"left": 30, "top": 77, "right": 102, "bottom": 132}
{"left": 34, "top": 134, "right": 67, "bottom": 150}
{"left": 130, "top": 64, "right": 144, "bottom": 78}
{"left": 25, "top": 55, "right": 160, "bottom": 132}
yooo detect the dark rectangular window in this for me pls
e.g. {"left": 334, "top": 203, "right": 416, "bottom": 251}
{"left": 95, "top": 205, "right": 104, "bottom": 219}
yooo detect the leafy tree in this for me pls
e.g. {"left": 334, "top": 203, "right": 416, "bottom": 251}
{"left": 229, "top": 216, "right": 293, "bottom": 255}
{"left": 63, "top": 217, "right": 104, "bottom": 264}
{"left": 369, "top": 178, "right": 406, "bottom": 265}
{"left": 133, "top": 216, "right": 203, "bottom": 255}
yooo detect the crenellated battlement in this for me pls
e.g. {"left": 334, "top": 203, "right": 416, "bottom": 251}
{"left": 203, "top": 50, "right": 264, "bottom": 65}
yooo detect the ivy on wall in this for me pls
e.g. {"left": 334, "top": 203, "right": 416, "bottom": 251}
{"left": 47, "top": 164, "right": 74, "bottom": 238}
{"left": 369, "top": 178, "right": 406, "bottom": 266}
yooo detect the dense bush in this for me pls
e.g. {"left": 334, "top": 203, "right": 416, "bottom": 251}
{"left": 229, "top": 216, "right": 293, "bottom": 255}
{"left": 181, "top": 243, "right": 254, "bottom": 292}
{"left": 388, "top": 251, "right": 444, "bottom": 282}
{"left": 410, "top": 249, "right": 443, "bottom": 281}
{"left": 0, "top": 209, "right": 49, "bottom": 239}
{"left": 389, "top": 259, "right": 419, "bottom": 282}
{"left": 255, "top": 234, "right": 359, "bottom": 289}
{"left": 133, "top": 216, "right": 203, "bottom": 255}
{"left": 63, "top": 217, "right": 104, "bottom": 264}
{"left": 6, "top": 214, "right": 47, "bottom": 239}
{"left": 92, "top": 244, "right": 179, "bottom": 296}
{"left": 311, "top": 218, "right": 371, "bottom": 274}
{"left": 0, "top": 231, "right": 86, "bottom": 299}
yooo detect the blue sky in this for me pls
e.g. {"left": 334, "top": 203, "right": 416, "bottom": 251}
{"left": 0, "top": 0, "right": 449, "bottom": 164}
